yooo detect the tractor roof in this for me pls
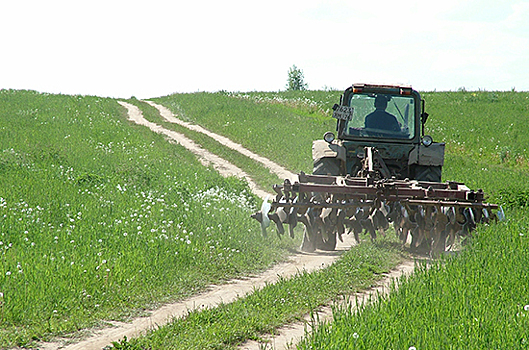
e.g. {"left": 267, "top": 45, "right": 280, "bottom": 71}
{"left": 351, "top": 83, "right": 414, "bottom": 96}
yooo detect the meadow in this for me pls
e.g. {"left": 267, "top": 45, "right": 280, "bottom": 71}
{"left": 145, "top": 89, "right": 529, "bottom": 349}
{"left": 299, "top": 211, "right": 529, "bottom": 349}
{"left": 0, "top": 89, "right": 296, "bottom": 347}
{"left": 295, "top": 90, "right": 529, "bottom": 349}
{"left": 1, "top": 87, "right": 528, "bottom": 349}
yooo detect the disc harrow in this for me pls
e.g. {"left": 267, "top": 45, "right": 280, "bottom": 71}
{"left": 252, "top": 172, "right": 499, "bottom": 255}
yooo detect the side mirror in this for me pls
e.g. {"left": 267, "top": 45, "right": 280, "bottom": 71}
{"left": 421, "top": 112, "right": 429, "bottom": 124}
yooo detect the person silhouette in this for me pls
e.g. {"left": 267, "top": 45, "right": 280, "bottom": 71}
{"left": 364, "top": 95, "right": 400, "bottom": 132}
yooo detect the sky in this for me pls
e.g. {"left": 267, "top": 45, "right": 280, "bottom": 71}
{"left": 1, "top": 0, "right": 528, "bottom": 98}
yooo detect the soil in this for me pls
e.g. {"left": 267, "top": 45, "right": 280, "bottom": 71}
{"left": 35, "top": 101, "right": 414, "bottom": 350}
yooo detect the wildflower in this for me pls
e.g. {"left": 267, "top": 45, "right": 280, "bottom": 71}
{"left": 5, "top": 271, "right": 11, "bottom": 276}
{"left": 409, "top": 347, "right": 417, "bottom": 350}
{"left": 353, "top": 332, "right": 359, "bottom": 339}
{"left": 525, "top": 305, "right": 529, "bottom": 311}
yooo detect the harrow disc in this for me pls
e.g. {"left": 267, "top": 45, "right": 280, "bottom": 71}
{"left": 252, "top": 172, "right": 499, "bottom": 255}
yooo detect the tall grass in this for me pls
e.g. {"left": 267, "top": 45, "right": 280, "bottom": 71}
{"left": 295, "top": 90, "right": 529, "bottom": 349}
{"left": 110, "top": 236, "right": 405, "bottom": 350}
{"left": 299, "top": 211, "right": 529, "bottom": 349}
{"left": 0, "top": 90, "right": 293, "bottom": 348}
{"left": 151, "top": 91, "right": 338, "bottom": 174}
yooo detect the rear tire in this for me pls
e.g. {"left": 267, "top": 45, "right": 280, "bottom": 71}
{"left": 413, "top": 165, "right": 442, "bottom": 182}
{"left": 314, "top": 157, "right": 342, "bottom": 176}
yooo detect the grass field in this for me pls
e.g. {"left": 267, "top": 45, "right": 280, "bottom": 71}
{"left": 299, "top": 211, "right": 529, "bottom": 349}
{"left": 1, "top": 87, "right": 528, "bottom": 349}
{"left": 0, "top": 89, "right": 296, "bottom": 348}
{"left": 145, "top": 89, "right": 529, "bottom": 349}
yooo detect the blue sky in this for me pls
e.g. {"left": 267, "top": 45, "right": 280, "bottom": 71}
{"left": 1, "top": 0, "right": 528, "bottom": 98}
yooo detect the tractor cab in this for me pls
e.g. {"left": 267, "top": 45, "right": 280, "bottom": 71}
{"left": 334, "top": 84, "right": 424, "bottom": 143}
{"left": 323, "top": 84, "right": 443, "bottom": 181}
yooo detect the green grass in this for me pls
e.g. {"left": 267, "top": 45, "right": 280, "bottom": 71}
{"left": 298, "top": 211, "right": 529, "bottom": 349}
{"left": 125, "top": 98, "right": 284, "bottom": 193}
{"left": 142, "top": 89, "right": 529, "bottom": 349}
{"left": 109, "top": 235, "right": 406, "bottom": 350}
{"left": 0, "top": 90, "right": 295, "bottom": 348}
{"left": 291, "top": 90, "right": 529, "bottom": 349}
{"left": 4, "top": 88, "right": 529, "bottom": 349}
{"left": 151, "top": 91, "right": 338, "bottom": 175}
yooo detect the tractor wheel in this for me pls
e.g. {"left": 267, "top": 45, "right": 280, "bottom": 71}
{"left": 313, "top": 157, "right": 342, "bottom": 176}
{"left": 413, "top": 165, "right": 442, "bottom": 182}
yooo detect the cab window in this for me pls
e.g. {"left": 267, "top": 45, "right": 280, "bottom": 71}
{"left": 344, "top": 93, "right": 416, "bottom": 139}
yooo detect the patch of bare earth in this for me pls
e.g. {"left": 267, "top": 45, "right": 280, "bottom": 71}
{"left": 34, "top": 101, "right": 413, "bottom": 350}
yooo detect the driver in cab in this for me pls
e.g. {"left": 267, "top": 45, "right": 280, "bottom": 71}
{"left": 364, "top": 95, "right": 400, "bottom": 132}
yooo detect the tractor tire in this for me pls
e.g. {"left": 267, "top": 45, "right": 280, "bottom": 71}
{"left": 300, "top": 157, "right": 340, "bottom": 252}
{"left": 313, "top": 157, "right": 342, "bottom": 176}
{"left": 413, "top": 165, "right": 442, "bottom": 182}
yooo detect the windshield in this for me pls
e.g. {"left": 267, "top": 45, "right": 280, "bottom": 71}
{"left": 344, "top": 93, "right": 416, "bottom": 140}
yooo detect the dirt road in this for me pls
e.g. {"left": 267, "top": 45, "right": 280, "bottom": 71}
{"left": 37, "top": 101, "right": 412, "bottom": 350}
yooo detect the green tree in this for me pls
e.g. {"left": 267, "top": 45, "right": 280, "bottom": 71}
{"left": 286, "top": 65, "right": 308, "bottom": 91}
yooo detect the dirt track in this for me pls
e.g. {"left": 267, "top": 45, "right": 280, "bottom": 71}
{"left": 37, "top": 101, "right": 413, "bottom": 350}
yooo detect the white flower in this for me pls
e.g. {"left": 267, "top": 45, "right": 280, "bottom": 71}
{"left": 5, "top": 271, "right": 11, "bottom": 276}
{"left": 353, "top": 332, "right": 359, "bottom": 339}
{"left": 525, "top": 305, "right": 529, "bottom": 311}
